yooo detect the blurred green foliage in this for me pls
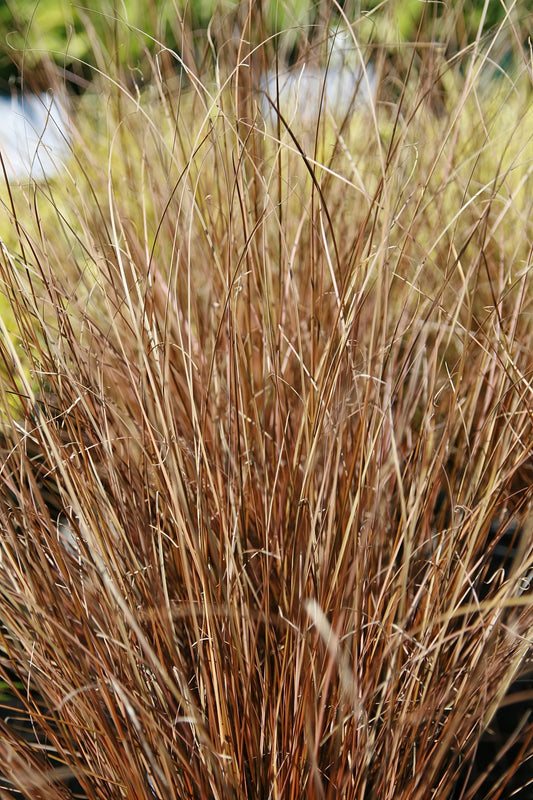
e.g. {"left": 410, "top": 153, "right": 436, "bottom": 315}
{"left": 0, "top": 0, "right": 530, "bottom": 88}
{"left": 0, "top": 0, "right": 176, "bottom": 87}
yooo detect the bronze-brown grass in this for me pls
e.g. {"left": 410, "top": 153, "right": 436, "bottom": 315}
{"left": 0, "top": 2, "right": 532, "bottom": 798}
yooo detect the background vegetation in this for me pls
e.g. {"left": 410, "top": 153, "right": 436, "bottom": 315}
{"left": 0, "top": 1, "right": 532, "bottom": 799}
{"left": 0, "top": 0, "right": 531, "bottom": 88}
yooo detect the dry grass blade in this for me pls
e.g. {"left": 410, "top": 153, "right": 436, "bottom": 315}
{"left": 0, "top": 1, "right": 532, "bottom": 798}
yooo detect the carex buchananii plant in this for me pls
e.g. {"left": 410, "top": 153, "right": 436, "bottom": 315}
{"left": 0, "top": 1, "right": 532, "bottom": 798}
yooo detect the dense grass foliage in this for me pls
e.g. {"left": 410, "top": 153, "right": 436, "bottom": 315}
{"left": 0, "top": 2, "right": 532, "bottom": 798}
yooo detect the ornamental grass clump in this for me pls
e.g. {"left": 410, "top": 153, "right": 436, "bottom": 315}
{"left": 0, "top": 1, "right": 532, "bottom": 798}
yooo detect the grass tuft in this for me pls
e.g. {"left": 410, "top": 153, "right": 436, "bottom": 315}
{"left": 0, "top": 2, "right": 532, "bottom": 798}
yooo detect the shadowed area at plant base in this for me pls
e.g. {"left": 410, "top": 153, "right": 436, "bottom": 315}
{"left": 458, "top": 677, "right": 533, "bottom": 799}
{"left": 0, "top": 672, "right": 88, "bottom": 799}
{"left": 449, "top": 520, "right": 533, "bottom": 799}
